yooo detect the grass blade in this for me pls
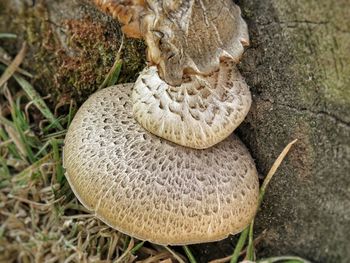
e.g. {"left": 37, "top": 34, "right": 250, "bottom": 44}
{"left": 259, "top": 139, "right": 298, "bottom": 205}
{"left": 115, "top": 238, "right": 135, "bottom": 263}
{"left": 51, "top": 138, "right": 64, "bottom": 184}
{"left": 67, "top": 99, "right": 76, "bottom": 127}
{"left": 13, "top": 73, "right": 63, "bottom": 130}
{"left": 130, "top": 241, "right": 145, "bottom": 254}
{"left": 14, "top": 152, "right": 53, "bottom": 181}
{"left": 107, "top": 60, "right": 122, "bottom": 86}
{"left": 0, "top": 33, "right": 17, "bottom": 39}
{"left": 230, "top": 227, "right": 249, "bottom": 263}
{"left": 34, "top": 140, "right": 50, "bottom": 159}
{"left": 257, "top": 256, "right": 311, "bottom": 263}
{"left": 164, "top": 246, "right": 186, "bottom": 263}
{"left": 183, "top": 245, "right": 197, "bottom": 263}
{"left": 0, "top": 155, "right": 10, "bottom": 178}
{"left": 246, "top": 219, "right": 255, "bottom": 261}
{"left": 0, "top": 126, "right": 20, "bottom": 159}
{"left": 0, "top": 51, "right": 33, "bottom": 78}
{"left": 98, "top": 58, "right": 122, "bottom": 90}
{"left": 7, "top": 91, "right": 37, "bottom": 163}
{"left": 231, "top": 139, "right": 298, "bottom": 263}
{"left": 5, "top": 124, "right": 31, "bottom": 162}
{"left": 98, "top": 36, "right": 124, "bottom": 90}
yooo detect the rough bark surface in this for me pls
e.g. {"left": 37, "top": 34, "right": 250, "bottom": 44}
{"left": 237, "top": 1, "right": 350, "bottom": 262}
{"left": 1, "top": 0, "right": 349, "bottom": 262}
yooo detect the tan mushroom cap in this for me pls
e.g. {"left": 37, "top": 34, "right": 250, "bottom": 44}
{"left": 143, "top": 0, "right": 249, "bottom": 86}
{"left": 63, "top": 84, "right": 259, "bottom": 245}
{"left": 132, "top": 60, "right": 251, "bottom": 149}
{"left": 93, "top": 0, "right": 249, "bottom": 86}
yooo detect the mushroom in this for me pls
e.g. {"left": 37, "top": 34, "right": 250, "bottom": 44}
{"left": 92, "top": 0, "right": 251, "bottom": 148}
{"left": 132, "top": 59, "right": 251, "bottom": 149}
{"left": 143, "top": 0, "right": 249, "bottom": 86}
{"left": 63, "top": 84, "right": 259, "bottom": 245}
{"left": 92, "top": 0, "right": 249, "bottom": 86}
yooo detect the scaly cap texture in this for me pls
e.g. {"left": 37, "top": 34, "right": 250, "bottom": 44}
{"left": 132, "top": 60, "right": 251, "bottom": 149}
{"left": 63, "top": 84, "right": 259, "bottom": 245}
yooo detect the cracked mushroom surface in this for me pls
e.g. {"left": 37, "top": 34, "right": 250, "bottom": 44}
{"left": 63, "top": 84, "right": 259, "bottom": 245}
{"left": 132, "top": 59, "right": 252, "bottom": 149}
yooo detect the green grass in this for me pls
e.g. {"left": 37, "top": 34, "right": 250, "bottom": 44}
{"left": 0, "top": 39, "right": 310, "bottom": 263}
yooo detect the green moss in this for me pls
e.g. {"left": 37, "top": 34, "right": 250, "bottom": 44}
{"left": 118, "top": 39, "right": 147, "bottom": 84}
{"left": 0, "top": 1, "right": 146, "bottom": 105}
{"left": 55, "top": 18, "right": 146, "bottom": 103}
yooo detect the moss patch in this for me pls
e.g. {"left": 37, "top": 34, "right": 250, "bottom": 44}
{"left": 56, "top": 18, "right": 120, "bottom": 101}
{"left": 0, "top": 0, "right": 146, "bottom": 105}
{"left": 56, "top": 18, "right": 146, "bottom": 103}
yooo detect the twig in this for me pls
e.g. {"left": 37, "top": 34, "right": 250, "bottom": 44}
{"left": 0, "top": 42, "right": 27, "bottom": 89}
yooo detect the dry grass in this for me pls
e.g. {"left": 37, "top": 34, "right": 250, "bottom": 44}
{"left": 0, "top": 171, "right": 184, "bottom": 262}
{"left": 0, "top": 39, "right": 183, "bottom": 263}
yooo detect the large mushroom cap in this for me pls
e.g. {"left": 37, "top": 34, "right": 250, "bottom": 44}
{"left": 63, "top": 84, "right": 259, "bottom": 245}
{"left": 132, "top": 60, "right": 251, "bottom": 149}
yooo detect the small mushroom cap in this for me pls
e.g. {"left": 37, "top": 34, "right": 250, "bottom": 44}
{"left": 63, "top": 84, "right": 259, "bottom": 245}
{"left": 143, "top": 0, "right": 249, "bottom": 85}
{"left": 93, "top": 0, "right": 249, "bottom": 85}
{"left": 132, "top": 60, "right": 251, "bottom": 149}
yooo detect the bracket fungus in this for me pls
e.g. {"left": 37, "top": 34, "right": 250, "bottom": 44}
{"left": 63, "top": 84, "right": 259, "bottom": 245}
{"left": 92, "top": 0, "right": 251, "bottom": 147}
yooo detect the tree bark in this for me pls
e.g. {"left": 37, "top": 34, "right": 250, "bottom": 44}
{"left": 1, "top": 0, "right": 349, "bottom": 262}
{"left": 235, "top": 1, "right": 350, "bottom": 262}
